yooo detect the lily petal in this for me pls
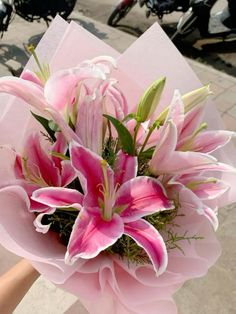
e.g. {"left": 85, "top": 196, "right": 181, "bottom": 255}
{"left": 65, "top": 209, "right": 124, "bottom": 264}
{"left": 21, "top": 70, "right": 43, "bottom": 87}
{"left": 46, "top": 107, "right": 81, "bottom": 144}
{"left": 149, "top": 120, "right": 177, "bottom": 171}
{"left": 100, "top": 80, "right": 128, "bottom": 120}
{"left": 60, "top": 160, "right": 77, "bottom": 187}
{"left": 70, "top": 142, "right": 114, "bottom": 207}
{"left": 33, "top": 208, "right": 56, "bottom": 234}
{"left": 180, "top": 175, "right": 230, "bottom": 200}
{"left": 150, "top": 150, "right": 217, "bottom": 175}
{"left": 0, "top": 76, "right": 47, "bottom": 111}
{"left": 76, "top": 93, "right": 103, "bottom": 155}
{"left": 114, "top": 150, "right": 138, "bottom": 186}
{"left": 44, "top": 66, "right": 105, "bottom": 111}
{"left": 178, "top": 104, "right": 204, "bottom": 141}
{"left": 32, "top": 187, "right": 83, "bottom": 208}
{"left": 116, "top": 177, "right": 173, "bottom": 222}
{"left": 124, "top": 219, "right": 168, "bottom": 276}
{"left": 165, "top": 90, "right": 184, "bottom": 136}
{"left": 91, "top": 55, "right": 117, "bottom": 71}
{"left": 51, "top": 132, "right": 68, "bottom": 170}
{"left": 187, "top": 130, "right": 236, "bottom": 153}
{"left": 202, "top": 206, "right": 219, "bottom": 231}
{"left": 23, "top": 133, "right": 60, "bottom": 186}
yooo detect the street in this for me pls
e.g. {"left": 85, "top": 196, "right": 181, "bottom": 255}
{"left": 76, "top": 0, "right": 236, "bottom": 76}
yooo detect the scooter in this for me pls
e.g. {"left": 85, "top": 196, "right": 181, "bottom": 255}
{"left": 107, "top": 0, "right": 190, "bottom": 27}
{"left": 0, "top": 0, "right": 77, "bottom": 37}
{"left": 172, "top": 0, "right": 236, "bottom": 41}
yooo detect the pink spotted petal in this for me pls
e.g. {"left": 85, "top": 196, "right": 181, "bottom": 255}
{"left": 21, "top": 70, "right": 43, "bottom": 87}
{"left": 202, "top": 206, "right": 219, "bottom": 231}
{"left": 149, "top": 121, "right": 177, "bottom": 171}
{"left": 32, "top": 187, "right": 83, "bottom": 208}
{"left": 69, "top": 142, "right": 114, "bottom": 207}
{"left": 188, "top": 130, "right": 235, "bottom": 153}
{"left": 0, "top": 76, "right": 47, "bottom": 111}
{"left": 76, "top": 93, "right": 103, "bottom": 155}
{"left": 65, "top": 209, "right": 124, "bottom": 264}
{"left": 124, "top": 219, "right": 168, "bottom": 275}
{"left": 165, "top": 90, "right": 184, "bottom": 136}
{"left": 114, "top": 150, "right": 137, "bottom": 186}
{"left": 116, "top": 177, "right": 173, "bottom": 222}
{"left": 44, "top": 66, "right": 105, "bottom": 111}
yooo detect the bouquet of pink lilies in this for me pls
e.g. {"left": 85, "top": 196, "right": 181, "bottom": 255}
{"left": 1, "top": 52, "right": 233, "bottom": 271}
{"left": 0, "top": 18, "right": 235, "bottom": 314}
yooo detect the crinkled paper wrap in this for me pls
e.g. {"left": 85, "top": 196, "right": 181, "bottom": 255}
{"left": 0, "top": 16, "right": 235, "bottom": 314}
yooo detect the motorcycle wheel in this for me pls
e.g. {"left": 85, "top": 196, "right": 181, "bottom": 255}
{"left": 107, "top": 1, "right": 137, "bottom": 27}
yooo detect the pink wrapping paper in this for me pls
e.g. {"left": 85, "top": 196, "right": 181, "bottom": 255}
{"left": 0, "top": 16, "right": 235, "bottom": 314}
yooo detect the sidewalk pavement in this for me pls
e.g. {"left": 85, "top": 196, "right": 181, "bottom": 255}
{"left": 0, "top": 12, "right": 235, "bottom": 314}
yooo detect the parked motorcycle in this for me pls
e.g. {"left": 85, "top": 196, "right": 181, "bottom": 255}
{"left": 0, "top": 0, "right": 77, "bottom": 37}
{"left": 107, "top": 0, "right": 190, "bottom": 27}
{"left": 172, "top": 0, "right": 236, "bottom": 41}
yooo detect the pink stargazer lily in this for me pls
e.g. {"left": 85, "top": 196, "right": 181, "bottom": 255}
{"left": 149, "top": 90, "right": 236, "bottom": 175}
{"left": 13, "top": 132, "right": 77, "bottom": 233}
{"left": 0, "top": 57, "right": 127, "bottom": 154}
{"left": 32, "top": 143, "right": 174, "bottom": 275}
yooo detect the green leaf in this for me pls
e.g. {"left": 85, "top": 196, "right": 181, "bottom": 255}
{"left": 103, "top": 114, "right": 135, "bottom": 155}
{"left": 139, "top": 146, "right": 155, "bottom": 159}
{"left": 31, "top": 111, "right": 56, "bottom": 142}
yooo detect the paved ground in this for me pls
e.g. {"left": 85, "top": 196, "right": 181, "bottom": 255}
{"left": 0, "top": 9, "right": 235, "bottom": 314}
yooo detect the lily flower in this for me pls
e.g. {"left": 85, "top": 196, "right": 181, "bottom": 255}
{"left": 167, "top": 173, "right": 230, "bottom": 231}
{"left": 32, "top": 143, "right": 174, "bottom": 275}
{"left": 0, "top": 57, "right": 128, "bottom": 154}
{"left": 149, "top": 90, "right": 236, "bottom": 175}
{"left": 13, "top": 132, "right": 76, "bottom": 233}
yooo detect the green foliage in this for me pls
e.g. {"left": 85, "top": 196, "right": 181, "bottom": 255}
{"left": 102, "top": 137, "right": 117, "bottom": 167}
{"left": 31, "top": 111, "right": 56, "bottom": 142}
{"left": 41, "top": 210, "right": 78, "bottom": 246}
{"left": 106, "top": 209, "right": 203, "bottom": 265}
{"left": 104, "top": 114, "right": 135, "bottom": 155}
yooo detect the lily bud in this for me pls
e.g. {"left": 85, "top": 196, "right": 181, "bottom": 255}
{"left": 182, "top": 84, "right": 212, "bottom": 113}
{"left": 136, "top": 77, "right": 166, "bottom": 122}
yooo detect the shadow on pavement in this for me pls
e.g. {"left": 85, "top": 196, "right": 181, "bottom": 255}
{"left": 0, "top": 32, "right": 44, "bottom": 76}
{"left": 112, "top": 24, "right": 143, "bottom": 37}
{"left": 69, "top": 18, "right": 108, "bottom": 40}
